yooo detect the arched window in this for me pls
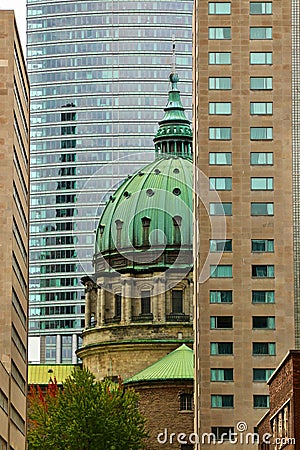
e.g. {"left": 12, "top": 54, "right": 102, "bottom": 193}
{"left": 173, "top": 215, "right": 182, "bottom": 244}
{"left": 115, "top": 220, "right": 123, "bottom": 248}
{"left": 141, "top": 217, "right": 151, "bottom": 246}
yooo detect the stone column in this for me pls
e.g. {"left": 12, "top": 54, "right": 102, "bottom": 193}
{"left": 152, "top": 279, "right": 159, "bottom": 322}
{"left": 84, "top": 288, "right": 91, "bottom": 328}
{"left": 72, "top": 334, "right": 78, "bottom": 364}
{"left": 121, "top": 280, "right": 126, "bottom": 323}
{"left": 124, "top": 278, "right": 132, "bottom": 323}
{"left": 100, "top": 287, "right": 106, "bottom": 326}
{"left": 157, "top": 277, "right": 166, "bottom": 321}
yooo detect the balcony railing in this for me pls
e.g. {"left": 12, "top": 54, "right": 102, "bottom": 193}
{"left": 105, "top": 316, "right": 121, "bottom": 324}
{"left": 131, "top": 313, "right": 154, "bottom": 323}
{"left": 165, "top": 313, "right": 190, "bottom": 323}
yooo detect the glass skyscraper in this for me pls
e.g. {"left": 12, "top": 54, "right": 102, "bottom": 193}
{"left": 27, "top": 0, "right": 192, "bottom": 363}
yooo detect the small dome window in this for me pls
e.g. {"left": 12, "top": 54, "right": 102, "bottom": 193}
{"left": 115, "top": 220, "right": 123, "bottom": 248}
{"left": 154, "top": 169, "right": 161, "bottom": 175}
{"left": 141, "top": 217, "right": 151, "bottom": 246}
{"left": 173, "top": 188, "right": 181, "bottom": 196}
{"left": 146, "top": 189, "right": 154, "bottom": 197}
{"left": 173, "top": 168, "right": 180, "bottom": 174}
{"left": 123, "top": 191, "right": 130, "bottom": 198}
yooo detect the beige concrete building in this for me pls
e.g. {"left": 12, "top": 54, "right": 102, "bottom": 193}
{"left": 193, "top": 1, "right": 295, "bottom": 446}
{"left": 0, "top": 11, "right": 30, "bottom": 450}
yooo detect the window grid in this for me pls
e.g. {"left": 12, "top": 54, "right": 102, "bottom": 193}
{"left": 209, "top": 77, "right": 231, "bottom": 90}
{"left": 208, "top": 27, "right": 231, "bottom": 39}
{"left": 250, "top": 102, "right": 273, "bottom": 115}
{"left": 209, "top": 177, "right": 232, "bottom": 191}
{"left": 209, "top": 152, "right": 232, "bottom": 165}
{"left": 250, "top": 152, "right": 273, "bottom": 165}
{"left": 209, "top": 128, "right": 232, "bottom": 140}
{"left": 251, "top": 177, "right": 273, "bottom": 190}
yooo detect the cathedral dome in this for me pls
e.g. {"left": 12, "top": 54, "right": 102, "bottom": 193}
{"left": 94, "top": 73, "right": 193, "bottom": 273}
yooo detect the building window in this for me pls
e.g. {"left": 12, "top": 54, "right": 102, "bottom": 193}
{"left": 181, "top": 445, "right": 194, "bottom": 450}
{"left": 210, "top": 265, "right": 232, "bottom": 278}
{"left": 250, "top": 152, "right": 273, "bottom": 165}
{"left": 211, "top": 342, "right": 233, "bottom": 355}
{"left": 211, "top": 368, "right": 233, "bottom": 381}
{"left": 141, "top": 217, "right": 151, "bottom": 246}
{"left": 250, "top": 27, "right": 272, "bottom": 39}
{"left": 210, "top": 291, "right": 232, "bottom": 303}
{"left": 253, "top": 368, "right": 274, "bottom": 382}
{"left": 209, "top": 77, "right": 231, "bottom": 90}
{"left": 209, "top": 27, "right": 231, "bottom": 39}
{"left": 210, "top": 239, "right": 232, "bottom": 252}
{"left": 252, "top": 291, "right": 275, "bottom": 304}
{"left": 252, "top": 239, "right": 274, "bottom": 252}
{"left": 251, "top": 178, "right": 273, "bottom": 190}
{"left": 210, "top": 369, "right": 233, "bottom": 381}
{"left": 180, "top": 393, "right": 193, "bottom": 411}
{"left": 251, "top": 203, "right": 274, "bottom": 216}
{"left": 209, "top": 178, "right": 232, "bottom": 191}
{"left": 141, "top": 290, "right": 151, "bottom": 315}
{"left": 209, "top": 127, "right": 232, "bottom": 140}
{"left": 211, "top": 427, "right": 234, "bottom": 440}
{"left": 250, "top": 77, "right": 272, "bottom": 90}
{"left": 250, "top": 127, "right": 273, "bottom": 140}
{"left": 209, "top": 102, "right": 232, "bottom": 115}
{"left": 173, "top": 215, "right": 182, "bottom": 244}
{"left": 253, "top": 342, "right": 276, "bottom": 355}
{"left": 253, "top": 316, "right": 275, "bottom": 329}
{"left": 210, "top": 203, "right": 232, "bottom": 216}
{"left": 172, "top": 290, "right": 183, "bottom": 314}
{"left": 250, "top": 102, "right": 273, "bottom": 115}
{"left": 209, "top": 152, "right": 232, "bottom": 165}
{"left": 210, "top": 316, "right": 233, "bottom": 329}
{"left": 45, "top": 335, "right": 57, "bottom": 362}
{"left": 254, "top": 395, "right": 270, "bottom": 408}
{"left": 250, "top": 2, "right": 272, "bottom": 14}
{"left": 209, "top": 52, "right": 231, "bottom": 64}
{"left": 252, "top": 265, "right": 274, "bottom": 278}
{"left": 61, "top": 335, "right": 72, "bottom": 363}
{"left": 250, "top": 52, "right": 272, "bottom": 64}
{"left": 115, "top": 293, "right": 122, "bottom": 318}
{"left": 211, "top": 395, "right": 234, "bottom": 408}
{"left": 209, "top": 2, "right": 231, "bottom": 14}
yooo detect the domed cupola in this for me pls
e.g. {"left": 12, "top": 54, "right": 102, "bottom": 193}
{"left": 93, "top": 73, "right": 193, "bottom": 275}
{"left": 78, "top": 75, "right": 194, "bottom": 382}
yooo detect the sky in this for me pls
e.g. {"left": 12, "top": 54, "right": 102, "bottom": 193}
{"left": 0, "top": 0, "right": 26, "bottom": 51}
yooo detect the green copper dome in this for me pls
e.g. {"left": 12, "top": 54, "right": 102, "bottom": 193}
{"left": 94, "top": 74, "right": 192, "bottom": 273}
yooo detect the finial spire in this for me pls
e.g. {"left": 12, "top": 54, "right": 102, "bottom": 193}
{"left": 172, "top": 34, "right": 176, "bottom": 73}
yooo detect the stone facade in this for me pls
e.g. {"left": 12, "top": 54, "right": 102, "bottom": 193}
{"left": 0, "top": 11, "right": 30, "bottom": 449}
{"left": 77, "top": 273, "right": 193, "bottom": 380}
{"left": 193, "top": 0, "right": 295, "bottom": 444}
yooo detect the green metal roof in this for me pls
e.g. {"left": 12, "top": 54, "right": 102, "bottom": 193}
{"left": 28, "top": 364, "right": 76, "bottom": 385}
{"left": 124, "top": 344, "right": 194, "bottom": 384}
{"left": 95, "top": 155, "right": 193, "bottom": 257}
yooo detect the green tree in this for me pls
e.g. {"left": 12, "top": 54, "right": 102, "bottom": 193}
{"left": 28, "top": 367, "right": 148, "bottom": 450}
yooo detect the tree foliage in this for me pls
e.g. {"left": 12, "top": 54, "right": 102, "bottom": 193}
{"left": 27, "top": 367, "right": 148, "bottom": 450}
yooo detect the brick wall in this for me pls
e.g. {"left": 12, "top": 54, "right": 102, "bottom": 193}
{"left": 131, "top": 382, "right": 194, "bottom": 450}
